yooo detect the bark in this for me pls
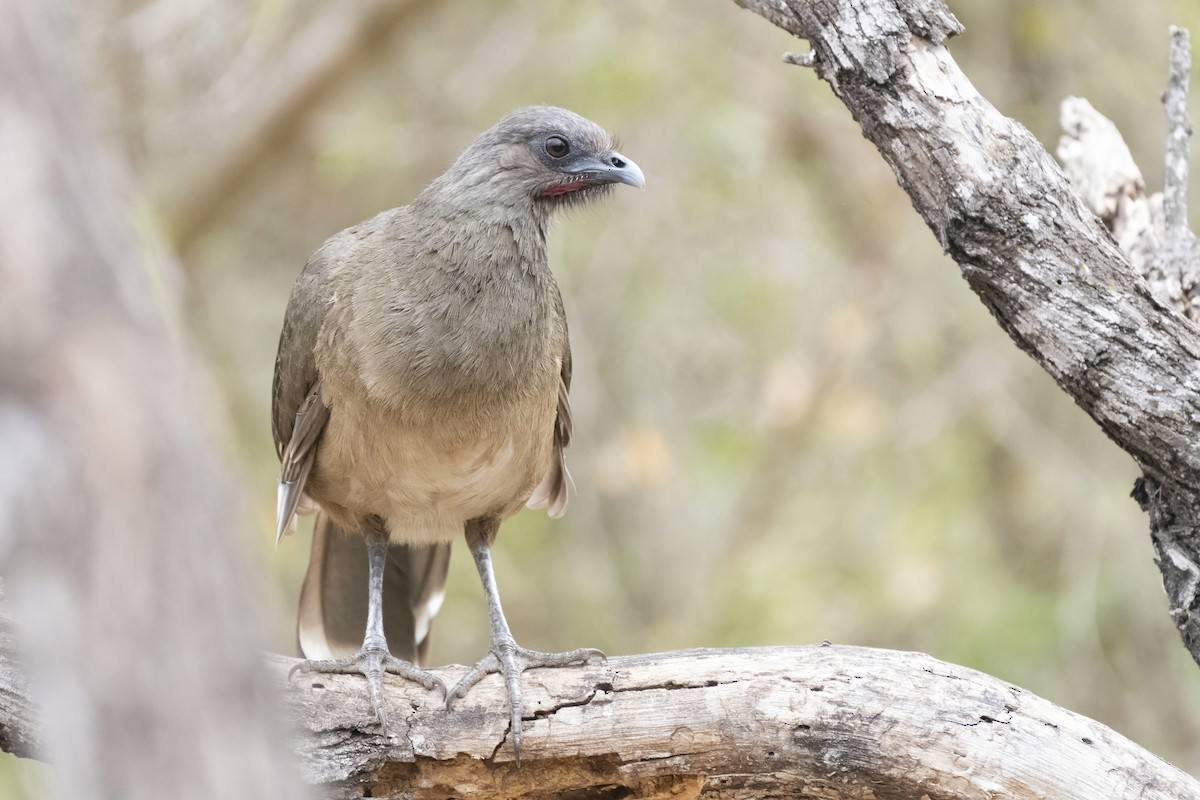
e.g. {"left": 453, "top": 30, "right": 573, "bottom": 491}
{"left": 0, "top": 605, "right": 39, "bottom": 760}
{"left": 279, "top": 647, "right": 1200, "bottom": 798}
{"left": 0, "top": 1, "right": 303, "bottom": 796}
{"left": 733, "top": 0, "right": 1200, "bottom": 667}
{"left": 6, "top": 0, "right": 1197, "bottom": 795}
{"left": 4, "top": 645, "right": 1198, "bottom": 799}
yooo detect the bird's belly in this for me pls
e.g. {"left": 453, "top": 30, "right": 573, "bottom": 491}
{"left": 308, "top": 388, "right": 555, "bottom": 545}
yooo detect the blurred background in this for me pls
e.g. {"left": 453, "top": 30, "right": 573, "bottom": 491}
{"left": 7, "top": 0, "right": 1200, "bottom": 790}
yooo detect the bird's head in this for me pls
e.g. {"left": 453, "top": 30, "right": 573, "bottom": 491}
{"left": 427, "top": 106, "right": 644, "bottom": 218}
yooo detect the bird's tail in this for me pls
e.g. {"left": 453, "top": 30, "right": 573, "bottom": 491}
{"left": 297, "top": 512, "right": 451, "bottom": 665}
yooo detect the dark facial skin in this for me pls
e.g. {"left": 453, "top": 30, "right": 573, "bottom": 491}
{"left": 533, "top": 130, "right": 644, "bottom": 198}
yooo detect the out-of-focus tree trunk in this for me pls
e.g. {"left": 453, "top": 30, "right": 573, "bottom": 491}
{"left": 0, "top": 1, "right": 304, "bottom": 797}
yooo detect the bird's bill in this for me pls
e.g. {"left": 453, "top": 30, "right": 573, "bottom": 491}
{"left": 544, "top": 151, "right": 645, "bottom": 196}
{"left": 590, "top": 151, "right": 645, "bottom": 189}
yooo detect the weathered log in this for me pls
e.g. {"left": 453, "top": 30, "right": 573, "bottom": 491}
{"left": 282, "top": 646, "right": 1200, "bottom": 798}
{"left": 6, "top": 642, "right": 1194, "bottom": 798}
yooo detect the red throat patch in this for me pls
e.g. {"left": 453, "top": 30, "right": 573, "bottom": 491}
{"left": 541, "top": 179, "right": 591, "bottom": 197}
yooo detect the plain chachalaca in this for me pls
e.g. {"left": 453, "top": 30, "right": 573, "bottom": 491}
{"left": 272, "top": 106, "right": 643, "bottom": 760}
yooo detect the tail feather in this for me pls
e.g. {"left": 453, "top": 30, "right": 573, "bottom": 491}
{"left": 297, "top": 513, "right": 451, "bottom": 665}
{"left": 527, "top": 451, "right": 570, "bottom": 519}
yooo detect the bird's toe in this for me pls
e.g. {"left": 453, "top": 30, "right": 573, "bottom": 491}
{"left": 288, "top": 647, "right": 442, "bottom": 731}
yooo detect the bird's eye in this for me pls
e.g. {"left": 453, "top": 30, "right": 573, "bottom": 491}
{"left": 544, "top": 136, "right": 570, "bottom": 159}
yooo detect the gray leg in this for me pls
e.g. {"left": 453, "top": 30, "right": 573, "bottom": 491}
{"left": 446, "top": 518, "right": 604, "bottom": 764}
{"left": 290, "top": 522, "right": 445, "bottom": 729}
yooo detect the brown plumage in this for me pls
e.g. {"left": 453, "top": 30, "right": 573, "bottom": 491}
{"left": 271, "top": 106, "right": 643, "bottom": 760}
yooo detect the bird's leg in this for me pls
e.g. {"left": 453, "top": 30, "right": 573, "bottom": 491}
{"left": 289, "top": 521, "right": 445, "bottom": 730}
{"left": 446, "top": 518, "right": 605, "bottom": 764}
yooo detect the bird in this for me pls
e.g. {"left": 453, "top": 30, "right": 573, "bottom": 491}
{"left": 271, "top": 106, "right": 643, "bottom": 761}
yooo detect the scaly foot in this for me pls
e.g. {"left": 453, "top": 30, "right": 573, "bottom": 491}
{"left": 290, "top": 646, "right": 446, "bottom": 730}
{"left": 446, "top": 637, "right": 605, "bottom": 763}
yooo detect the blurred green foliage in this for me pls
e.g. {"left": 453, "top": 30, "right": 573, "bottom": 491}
{"left": 7, "top": 0, "right": 1200, "bottom": 791}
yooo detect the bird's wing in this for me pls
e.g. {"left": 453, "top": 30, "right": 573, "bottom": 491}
{"left": 272, "top": 241, "right": 341, "bottom": 541}
{"left": 271, "top": 269, "right": 326, "bottom": 459}
{"left": 277, "top": 224, "right": 454, "bottom": 665}
{"left": 528, "top": 293, "right": 572, "bottom": 518}
{"left": 297, "top": 514, "right": 452, "bottom": 665}
{"left": 275, "top": 380, "right": 328, "bottom": 543}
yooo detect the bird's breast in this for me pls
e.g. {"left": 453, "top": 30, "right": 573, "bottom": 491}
{"left": 307, "top": 365, "right": 560, "bottom": 544}
{"left": 340, "top": 255, "right": 561, "bottom": 406}
{"left": 304, "top": 217, "right": 566, "bottom": 540}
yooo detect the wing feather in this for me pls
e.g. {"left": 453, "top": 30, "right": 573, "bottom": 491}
{"left": 528, "top": 307, "right": 573, "bottom": 518}
{"left": 276, "top": 380, "right": 328, "bottom": 543}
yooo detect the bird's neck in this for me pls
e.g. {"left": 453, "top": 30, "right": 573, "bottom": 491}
{"left": 411, "top": 190, "right": 550, "bottom": 280}
{"left": 370, "top": 194, "right": 560, "bottom": 400}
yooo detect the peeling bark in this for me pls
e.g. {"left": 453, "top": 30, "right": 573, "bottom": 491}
{"left": 1058, "top": 88, "right": 1200, "bottom": 658}
{"left": 197, "top": 647, "right": 1200, "bottom": 798}
{"left": 6, "top": 645, "right": 1196, "bottom": 798}
{"left": 734, "top": 0, "right": 1200, "bottom": 668}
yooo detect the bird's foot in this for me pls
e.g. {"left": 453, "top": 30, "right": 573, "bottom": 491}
{"left": 289, "top": 647, "right": 446, "bottom": 730}
{"left": 446, "top": 638, "right": 605, "bottom": 764}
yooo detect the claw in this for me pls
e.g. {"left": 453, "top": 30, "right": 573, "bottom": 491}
{"left": 289, "top": 647, "right": 445, "bottom": 732}
{"left": 445, "top": 639, "right": 605, "bottom": 764}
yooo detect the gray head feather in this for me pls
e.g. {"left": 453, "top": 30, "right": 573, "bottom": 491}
{"left": 417, "top": 106, "right": 643, "bottom": 221}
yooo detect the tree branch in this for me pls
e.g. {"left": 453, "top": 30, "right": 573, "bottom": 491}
{"left": 1164, "top": 27, "right": 1192, "bottom": 234}
{"left": 270, "top": 646, "right": 1200, "bottom": 797}
{"left": 165, "top": 0, "right": 434, "bottom": 256}
{"left": 6, "top": 644, "right": 1196, "bottom": 798}
{"left": 1157, "top": 29, "right": 1200, "bottom": 325}
{"left": 733, "top": 0, "right": 1200, "bottom": 667}
{"left": 1058, "top": 95, "right": 1185, "bottom": 308}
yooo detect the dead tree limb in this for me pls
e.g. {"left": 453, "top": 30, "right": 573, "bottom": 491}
{"left": 1061, "top": 30, "right": 1200, "bottom": 322}
{"left": 734, "top": 0, "right": 1200, "bottom": 668}
{"left": 1164, "top": 28, "right": 1194, "bottom": 236}
{"left": 277, "top": 647, "right": 1200, "bottom": 798}
{"left": 8, "top": 644, "right": 1195, "bottom": 798}
{"left": 4, "top": 642, "right": 1197, "bottom": 799}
